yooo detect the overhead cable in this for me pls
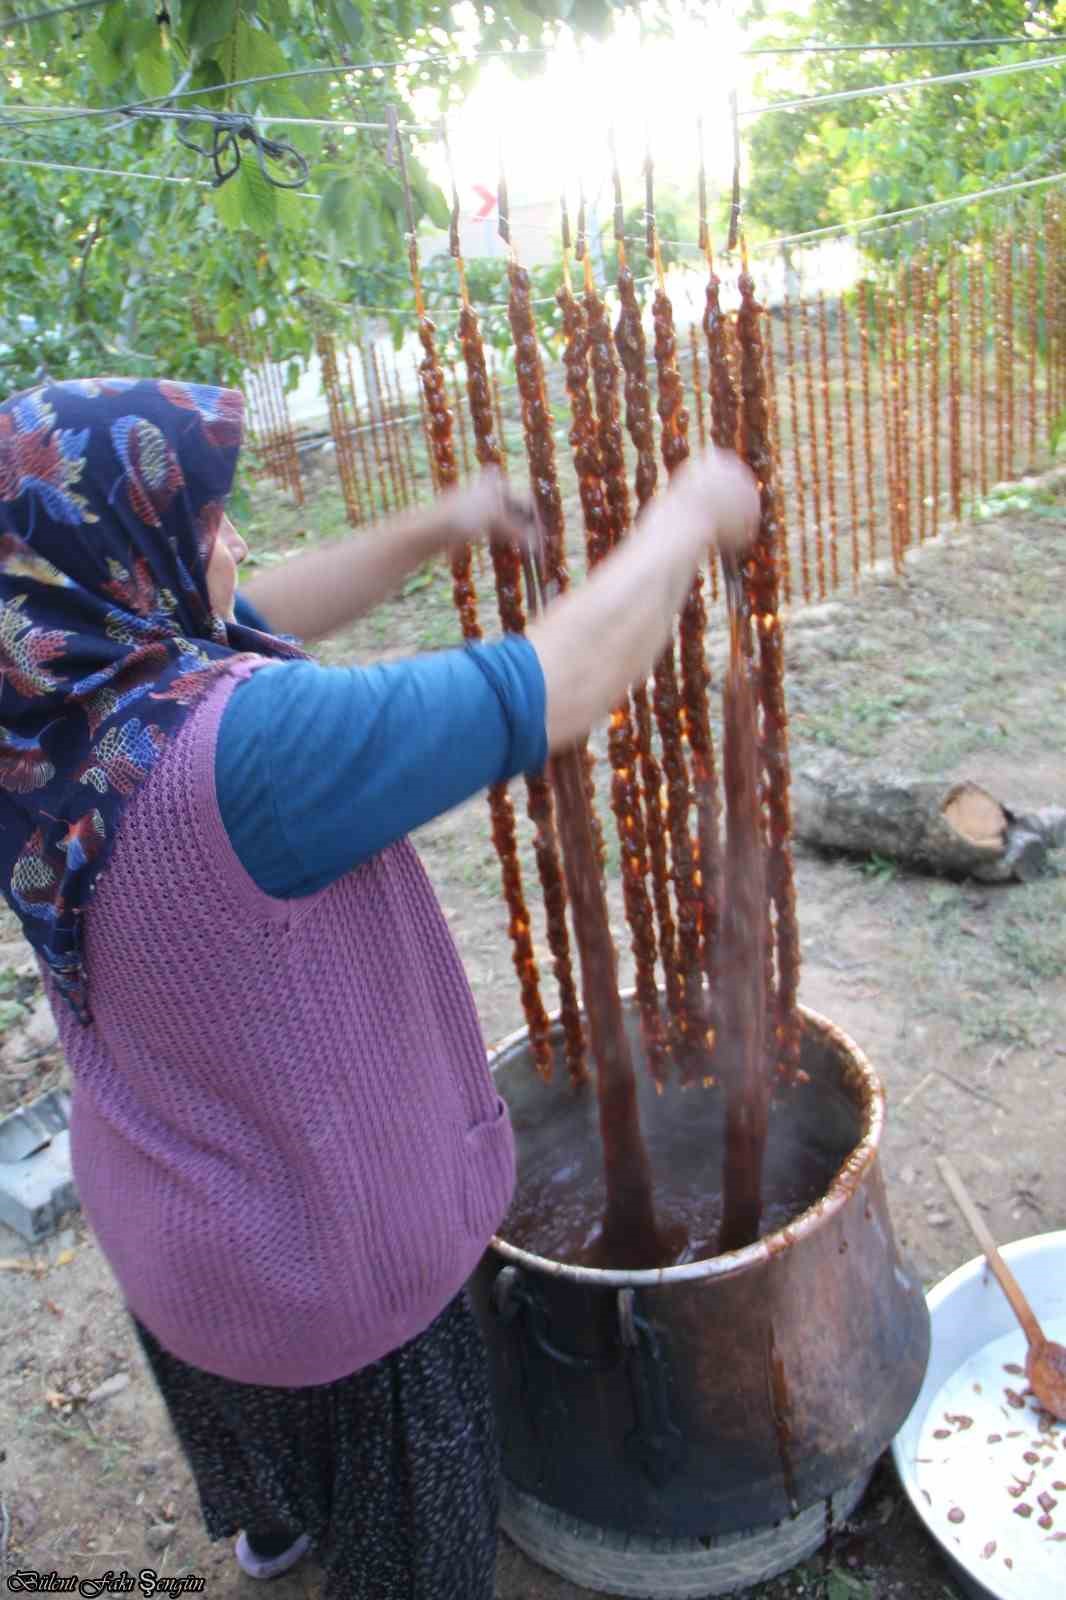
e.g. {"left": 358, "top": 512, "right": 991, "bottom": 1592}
{"left": 738, "top": 49, "right": 1066, "bottom": 116}
{"left": 746, "top": 169, "right": 1066, "bottom": 254}
{"left": 5, "top": 46, "right": 1064, "bottom": 146}
{"left": 1, "top": 0, "right": 106, "bottom": 25}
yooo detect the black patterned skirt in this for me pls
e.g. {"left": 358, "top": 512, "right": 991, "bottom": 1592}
{"left": 132, "top": 1292, "right": 499, "bottom": 1600}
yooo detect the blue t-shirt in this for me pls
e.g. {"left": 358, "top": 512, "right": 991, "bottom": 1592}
{"left": 216, "top": 592, "right": 547, "bottom": 897}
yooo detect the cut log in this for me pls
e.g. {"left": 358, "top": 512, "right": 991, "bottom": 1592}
{"left": 791, "top": 766, "right": 1053, "bottom": 883}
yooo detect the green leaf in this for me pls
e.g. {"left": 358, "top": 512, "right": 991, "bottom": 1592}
{"left": 134, "top": 40, "right": 176, "bottom": 100}
{"left": 210, "top": 174, "right": 244, "bottom": 230}
{"left": 330, "top": 0, "right": 365, "bottom": 46}
{"left": 318, "top": 172, "right": 359, "bottom": 241}
{"left": 238, "top": 160, "right": 279, "bottom": 236}
{"left": 234, "top": 16, "right": 291, "bottom": 83}
{"left": 184, "top": 0, "right": 239, "bottom": 53}
{"left": 410, "top": 162, "right": 450, "bottom": 230}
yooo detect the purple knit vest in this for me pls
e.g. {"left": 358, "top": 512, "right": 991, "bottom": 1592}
{"left": 52, "top": 663, "right": 515, "bottom": 1386}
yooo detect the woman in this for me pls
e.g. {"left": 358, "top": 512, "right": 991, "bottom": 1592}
{"left": 0, "top": 377, "right": 756, "bottom": 1596}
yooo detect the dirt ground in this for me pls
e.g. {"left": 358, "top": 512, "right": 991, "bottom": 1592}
{"left": 1, "top": 463, "right": 1064, "bottom": 1600}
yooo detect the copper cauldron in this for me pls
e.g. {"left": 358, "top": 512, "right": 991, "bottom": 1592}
{"left": 470, "top": 1000, "right": 929, "bottom": 1594}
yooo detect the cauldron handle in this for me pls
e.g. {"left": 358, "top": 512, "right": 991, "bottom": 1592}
{"left": 619, "top": 1288, "right": 687, "bottom": 1487}
{"left": 491, "top": 1269, "right": 686, "bottom": 1487}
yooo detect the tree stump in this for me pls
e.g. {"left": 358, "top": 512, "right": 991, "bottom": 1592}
{"left": 791, "top": 767, "right": 1058, "bottom": 883}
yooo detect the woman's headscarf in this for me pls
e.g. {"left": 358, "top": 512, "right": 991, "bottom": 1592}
{"left": 0, "top": 377, "right": 299, "bottom": 1020}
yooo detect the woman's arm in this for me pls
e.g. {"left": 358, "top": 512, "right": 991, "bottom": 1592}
{"left": 239, "top": 470, "right": 532, "bottom": 643}
{"left": 529, "top": 448, "right": 758, "bottom": 749}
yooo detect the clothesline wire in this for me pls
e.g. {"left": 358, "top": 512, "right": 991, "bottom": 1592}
{"left": 2, "top": 0, "right": 104, "bottom": 25}
{"left": 736, "top": 49, "right": 1066, "bottom": 117}
{"left": 4, "top": 43, "right": 1065, "bottom": 141}
{"left": 0, "top": 101, "right": 433, "bottom": 133}
{"left": 3, "top": 153, "right": 1061, "bottom": 273}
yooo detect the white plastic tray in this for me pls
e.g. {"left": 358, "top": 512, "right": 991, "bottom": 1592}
{"left": 892, "top": 1231, "right": 1066, "bottom": 1600}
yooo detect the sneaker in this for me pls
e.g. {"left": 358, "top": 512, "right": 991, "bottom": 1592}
{"left": 234, "top": 1530, "right": 311, "bottom": 1580}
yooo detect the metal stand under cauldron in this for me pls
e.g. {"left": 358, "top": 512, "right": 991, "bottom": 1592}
{"left": 471, "top": 1000, "right": 930, "bottom": 1599}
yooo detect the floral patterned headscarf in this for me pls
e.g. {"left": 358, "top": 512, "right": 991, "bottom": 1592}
{"left": 0, "top": 377, "right": 298, "bottom": 1019}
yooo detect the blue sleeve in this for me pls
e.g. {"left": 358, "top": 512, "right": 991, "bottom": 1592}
{"left": 232, "top": 591, "right": 272, "bottom": 633}
{"left": 215, "top": 634, "right": 548, "bottom": 898}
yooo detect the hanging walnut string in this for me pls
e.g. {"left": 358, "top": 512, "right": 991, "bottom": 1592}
{"left": 490, "top": 352, "right": 509, "bottom": 473}
{"left": 498, "top": 163, "right": 587, "bottom": 1085}
{"left": 974, "top": 240, "right": 989, "bottom": 497}
{"left": 735, "top": 250, "right": 802, "bottom": 1083}
{"left": 344, "top": 349, "right": 376, "bottom": 519}
{"left": 798, "top": 286, "right": 826, "bottom": 598}
{"left": 314, "top": 327, "right": 363, "bottom": 528}
{"left": 816, "top": 289, "right": 840, "bottom": 590}
{"left": 582, "top": 230, "right": 671, "bottom": 1085}
{"left": 613, "top": 151, "right": 694, "bottom": 1060}
{"left": 836, "top": 288, "right": 860, "bottom": 587}
{"left": 414, "top": 358, "right": 440, "bottom": 493}
{"left": 911, "top": 255, "right": 927, "bottom": 543}
{"left": 372, "top": 343, "right": 404, "bottom": 510}
{"left": 556, "top": 199, "right": 665, "bottom": 1079}
{"left": 433, "top": 156, "right": 556, "bottom": 1083}
{"left": 884, "top": 283, "right": 905, "bottom": 571}
{"left": 521, "top": 542, "right": 673, "bottom": 1269}
{"left": 856, "top": 281, "right": 877, "bottom": 568}
{"left": 889, "top": 260, "right": 909, "bottom": 556}
{"left": 1026, "top": 214, "right": 1039, "bottom": 466}
{"left": 948, "top": 249, "right": 963, "bottom": 524}
{"left": 760, "top": 301, "right": 792, "bottom": 608}
{"left": 782, "top": 282, "right": 812, "bottom": 600}
{"left": 689, "top": 323, "right": 708, "bottom": 449}
{"left": 649, "top": 155, "right": 718, "bottom": 1081}
{"left": 1003, "top": 226, "right": 1016, "bottom": 481}
{"left": 551, "top": 206, "right": 606, "bottom": 877}
{"left": 1046, "top": 198, "right": 1059, "bottom": 447}
{"left": 928, "top": 261, "right": 942, "bottom": 538}
{"left": 360, "top": 346, "right": 393, "bottom": 516}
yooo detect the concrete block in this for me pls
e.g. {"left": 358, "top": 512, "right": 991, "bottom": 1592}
{"left": 0, "top": 1089, "right": 79, "bottom": 1243}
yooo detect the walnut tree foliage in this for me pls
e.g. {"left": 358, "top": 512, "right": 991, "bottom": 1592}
{"left": 0, "top": 0, "right": 646, "bottom": 391}
{"left": 741, "top": 0, "right": 1066, "bottom": 254}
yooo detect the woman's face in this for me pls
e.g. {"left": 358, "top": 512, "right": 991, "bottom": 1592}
{"left": 205, "top": 512, "right": 249, "bottom": 622}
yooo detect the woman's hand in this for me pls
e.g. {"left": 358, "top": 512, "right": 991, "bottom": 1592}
{"left": 438, "top": 467, "right": 537, "bottom": 554}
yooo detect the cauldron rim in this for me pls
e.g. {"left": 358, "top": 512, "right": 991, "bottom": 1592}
{"left": 486, "top": 1000, "right": 885, "bottom": 1288}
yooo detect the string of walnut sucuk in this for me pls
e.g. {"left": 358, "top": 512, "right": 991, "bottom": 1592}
{"left": 506, "top": 254, "right": 588, "bottom": 1084}
{"left": 361, "top": 346, "right": 393, "bottom": 515}
{"left": 974, "top": 242, "right": 989, "bottom": 498}
{"left": 390, "top": 351, "right": 420, "bottom": 506}
{"left": 948, "top": 251, "right": 963, "bottom": 524}
{"left": 886, "top": 283, "right": 906, "bottom": 570}
{"left": 837, "top": 288, "right": 860, "bottom": 587}
{"left": 928, "top": 261, "right": 941, "bottom": 538}
{"left": 897, "top": 262, "right": 913, "bottom": 556}
{"left": 1026, "top": 216, "right": 1039, "bottom": 466}
{"left": 601, "top": 256, "right": 678, "bottom": 1042}
{"left": 761, "top": 305, "right": 793, "bottom": 607}
{"left": 344, "top": 350, "right": 376, "bottom": 516}
{"left": 798, "top": 291, "right": 826, "bottom": 598}
{"left": 651, "top": 249, "right": 720, "bottom": 1082}
{"left": 451, "top": 289, "right": 555, "bottom": 1080}
{"left": 371, "top": 343, "right": 404, "bottom": 510}
{"left": 1047, "top": 199, "right": 1060, "bottom": 443}
{"left": 614, "top": 254, "right": 697, "bottom": 1059}
{"left": 911, "top": 256, "right": 928, "bottom": 544}
{"left": 551, "top": 260, "right": 607, "bottom": 880}
{"left": 735, "top": 259, "right": 802, "bottom": 1082}
{"left": 857, "top": 284, "right": 870, "bottom": 572}
{"left": 583, "top": 264, "right": 678, "bottom": 1087}
{"left": 816, "top": 290, "right": 840, "bottom": 590}
{"left": 1004, "top": 228, "right": 1016, "bottom": 481}
{"left": 782, "top": 286, "right": 812, "bottom": 600}
{"left": 314, "top": 329, "right": 363, "bottom": 528}
{"left": 556, "top": 251, "right": 666, "bottom": 1081}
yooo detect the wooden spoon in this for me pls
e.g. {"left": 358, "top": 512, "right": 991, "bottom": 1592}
{"left": 938, "top": 1157, "right": 1066, "bottom": 1421}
